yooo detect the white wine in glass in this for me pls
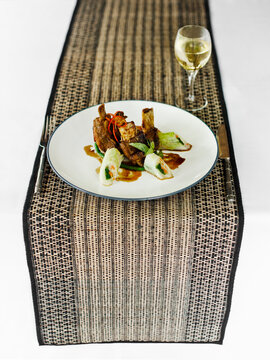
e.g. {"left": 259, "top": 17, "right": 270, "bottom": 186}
{"left": 174, "top": 25, "right": 211, "bottom": 112}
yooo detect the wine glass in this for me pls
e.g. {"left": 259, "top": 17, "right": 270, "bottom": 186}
{"left": 174, "top": 25, "right": 212, "bottom": 112}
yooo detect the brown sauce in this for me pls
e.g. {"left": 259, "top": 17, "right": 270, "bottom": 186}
{"left": 84, "top": 145, "right": 102, "bottom": 163}
{"left": 163, "top": 152, "right": 185, "bottom": 170}
{"left": 117, "top": 168, "right": 142, "bottom": 182}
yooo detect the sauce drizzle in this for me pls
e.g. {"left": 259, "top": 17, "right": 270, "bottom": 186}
{"left": 163, "top": 152, "right": 185, "bottom": 169}
{"left": 84, "top": 145, "right": 102, "bottom": 162}
{"left": 117, "top": 168, "right": 142, "bottom": 182}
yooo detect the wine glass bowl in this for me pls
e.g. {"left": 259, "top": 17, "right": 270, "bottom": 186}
{"left": 174, "top": 25, "right": 212, "bottom": 112}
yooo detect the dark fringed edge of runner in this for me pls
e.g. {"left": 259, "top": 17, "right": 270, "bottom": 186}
{"left": 23, "top": 146, "right": 43, "bottom": 345}
{"left": 204, "top": 0, "right": 244, "bottom": 345}
{"left": 22, "top": 0, "right": 244, "bottom": 345}
{"left": 22, "top": 0, "right": 81, "bottom": 346}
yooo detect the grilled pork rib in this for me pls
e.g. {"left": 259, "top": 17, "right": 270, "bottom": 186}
{"left": 93, "top": 104, "right": 116, "bottom": 153}
{"left": 141, "top": 108, "right": 159, "bottom": 148}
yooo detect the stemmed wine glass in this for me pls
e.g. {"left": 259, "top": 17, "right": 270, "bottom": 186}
{"left": 174, "top": 25, "right": 212, "bottom": 112}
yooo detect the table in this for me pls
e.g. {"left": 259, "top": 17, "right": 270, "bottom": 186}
{"left": 0, "top": 0, "right": 269, "bottom": 358}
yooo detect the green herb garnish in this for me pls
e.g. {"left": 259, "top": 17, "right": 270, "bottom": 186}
{"left": 129, "top": 142, "right": 149, "bottom": 154}
{"left": 130, "top": 141, "right": 155, "bottom": 155}
{"left": 155, "top": 150, "right": 164, "bottom": 158}
{"left": 146, "top": 141, "right": 155, "bottom": 155}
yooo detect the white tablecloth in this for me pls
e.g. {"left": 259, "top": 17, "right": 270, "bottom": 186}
{"left": 0, "top": 0, "right": 269, "bottom": 358}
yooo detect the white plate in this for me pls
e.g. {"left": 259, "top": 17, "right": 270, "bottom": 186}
{"left": 47, "top": 100, "right": 218, "bottom": 200}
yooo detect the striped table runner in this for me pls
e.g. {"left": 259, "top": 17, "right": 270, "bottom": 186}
{"left": 23, "top": 0, "right": 244, "bottom": 344}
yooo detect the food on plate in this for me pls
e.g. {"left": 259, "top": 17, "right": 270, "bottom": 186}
{"left": 144, "top": 153, "right": 173, "bottom": 179}
{"left": 93, "top": 104, "right": 117, "bottom": 153}
{"left": 99, "top": 148, "right": 123, "bottom": 186}
{"left": 90, "top": 104, "right": 191, "bottom": 186}
{"left": 118, "top": 121, "right": 146, "bottom": 166}
{"left": 141, "top": 108, "right": 159, "bottom": 148}
{"left": 157, "top": 131, "right": 192, "bottom": 151}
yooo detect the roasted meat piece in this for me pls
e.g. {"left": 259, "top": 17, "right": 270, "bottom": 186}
{"left": 119, "top": 142, "right": 145, "bottom": 166}
{"left": 118, "top": 121, "right": 147, "bottom": 143}
{"left": 142, "top": 108, "right": 159, "bottom": 148}
{"left": 142, "top": 108, "right": 154, "bottom": 132}
{"left": 93, "top": 104, "right": 116, "bottom": 153}
{"left": 118, "top": 121, "right": 147, "bottom": 166}
{"left": 118, "top": 122, "right": 137, "bottom": 141}
{"left": 98, "top": 103, "right": 106, "bottom": 120}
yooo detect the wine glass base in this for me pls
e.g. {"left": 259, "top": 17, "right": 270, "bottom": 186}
{"left": 175, "top": 95, "right": 208, "bottom": 112}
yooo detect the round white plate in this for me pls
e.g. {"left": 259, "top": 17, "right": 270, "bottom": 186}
{"left": 47, "top": 100, "right": 218, "bottom": 200}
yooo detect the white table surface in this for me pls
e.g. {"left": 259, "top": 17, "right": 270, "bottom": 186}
{"left": 0, "top": 0, "right": 269, "bottom": 359}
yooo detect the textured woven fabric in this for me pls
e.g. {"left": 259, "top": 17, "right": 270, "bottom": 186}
{"left": 23, "top": 0, "right": 244, "bottom": 345}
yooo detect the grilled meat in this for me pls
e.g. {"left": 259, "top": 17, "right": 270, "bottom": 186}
{"left": 119, "top": 142, "right": 145, "bottom": 166}
{"left": 93, "top": 104, "right": 158, "bottom": 166}
{"left": 118, "top": 122, "right": 137, "bottom": 141}
{"left": 93, "top": 117, "right": 116, "bottom": 153}
{"left": 93, "top": 104, "right": 116, "bottom": 153}
{"left": 142, "top": 108, "right": 154, "bottom": 132}
{"left": 118, "top": 121, "right": 147, "bottom": 166}
{"left": 142, "top": 108, "right": 159, "bottom": 148}
{"left": 98, "top": 103, "right": 107, "bottom": 120}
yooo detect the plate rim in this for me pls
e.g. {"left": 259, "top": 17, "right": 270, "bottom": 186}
{"left": 47, "top": 100, "right": 219, "bottom": 201}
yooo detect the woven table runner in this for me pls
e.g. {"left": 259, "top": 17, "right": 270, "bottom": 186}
{"left": 23, "top": 0, "right": 244, "bottom": 345}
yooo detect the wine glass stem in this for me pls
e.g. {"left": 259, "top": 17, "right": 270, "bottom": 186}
{"left": 187, "top": 70, "right": 198, "bottom": 102}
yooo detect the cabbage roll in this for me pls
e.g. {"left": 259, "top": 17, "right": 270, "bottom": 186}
{"left": 100, "top": 148, "right": 123, "bottom": 186}
{"left": 157, "top": 131, "right": 192, "bottom": 151}
{"left": 144, "top": 153, "right": 173, "bottom": 180}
